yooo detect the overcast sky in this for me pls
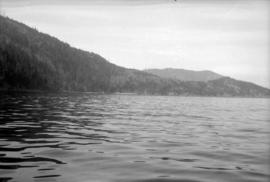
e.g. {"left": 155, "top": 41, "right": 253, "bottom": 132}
{"left": 0, "top": 0, "right": 269, "bottom": 88}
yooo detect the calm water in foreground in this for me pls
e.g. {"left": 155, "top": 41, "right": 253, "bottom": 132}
{"left": 0, "top": 92, "right": 269, "bottom": 182}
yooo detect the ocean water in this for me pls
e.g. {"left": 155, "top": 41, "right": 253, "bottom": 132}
{"left": 0, "top": 92, "right": 269, "bottom": 182}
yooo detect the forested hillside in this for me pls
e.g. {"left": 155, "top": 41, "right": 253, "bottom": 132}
{"left": 0, "top": 15, "right": 171, "bottom": 93}
{"left": 0, "top": 15, "right": 269, "bottom": 97}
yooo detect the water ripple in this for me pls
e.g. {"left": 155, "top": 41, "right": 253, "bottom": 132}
{"left": 0, "top": 92, "right": 269, "bottom": 182}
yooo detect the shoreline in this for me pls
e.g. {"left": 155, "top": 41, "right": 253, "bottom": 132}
{"left": 1, "top": 89, "right": 269, "bottom": 99}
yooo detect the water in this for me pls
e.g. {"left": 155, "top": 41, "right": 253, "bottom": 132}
{"left": 0, "top": 92, "right": 269, "bottom": 182}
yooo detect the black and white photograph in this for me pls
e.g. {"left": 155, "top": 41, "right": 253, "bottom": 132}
{"left": 0, "top": 0, "right": 269, "bottom": 181}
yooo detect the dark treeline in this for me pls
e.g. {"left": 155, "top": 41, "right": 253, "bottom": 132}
{"left": 0, "top": 15, "right": 269, "bottom": 97}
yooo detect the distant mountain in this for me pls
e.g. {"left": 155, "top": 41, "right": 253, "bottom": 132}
{"left": 181, "top": 77, "right": 270, "bottom": 97}
{"left": 0, "top": 15, "right": 269, "bottom": 97}
{"left": 144, "top": 68, "right": 223, "bottom": 82}
{"left": 206, "top": 77, "right": 270, "bottom": 97}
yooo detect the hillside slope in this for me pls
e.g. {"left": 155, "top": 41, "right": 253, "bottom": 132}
{"left": 144, "top": 68, "right": 223, "bottom": 82}
{"left": 0, "top": 15, "right": 172, "bottom": 93}
{"left": 0, "top": 15, "right": 269, "bottom": 97}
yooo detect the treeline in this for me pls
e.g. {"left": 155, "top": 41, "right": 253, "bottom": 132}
{"left": 0, "top": 15, "right": 269, "bottom": 97}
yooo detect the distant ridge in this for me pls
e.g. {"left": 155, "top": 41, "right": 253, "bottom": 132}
{"left": 0, "top": 15, "right": 270, "bottom": 97}
{"left": 144, "top": 68, "right": 223, "bottom": 82}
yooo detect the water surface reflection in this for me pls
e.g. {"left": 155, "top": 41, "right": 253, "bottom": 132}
{"left": 0, "top": 92, "right": 269, "bottom": 182}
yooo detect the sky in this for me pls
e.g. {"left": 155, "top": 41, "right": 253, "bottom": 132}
{"left": 0, "top": 0, "right": 269, "bottom": 88}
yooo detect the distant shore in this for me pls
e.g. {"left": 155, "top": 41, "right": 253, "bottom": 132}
{"left": 1, "top": 89, "right": 269, "bottom": 99}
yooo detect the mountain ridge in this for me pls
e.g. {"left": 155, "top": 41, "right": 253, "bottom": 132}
{"left": 144, "top": 68, "right": 223, "bottom": 82}
{"left": 0, "top": 15, "right": 269, "bottom": 97}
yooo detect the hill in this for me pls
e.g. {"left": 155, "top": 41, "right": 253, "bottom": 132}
{"left": 0, "top": 15, "right": 171, "bottom": 94}
{"left": 144, "top": 68, "right": 223, "bottom": 82}
{"left": 0, "top": 15, "right": 269, "bottom": 97}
